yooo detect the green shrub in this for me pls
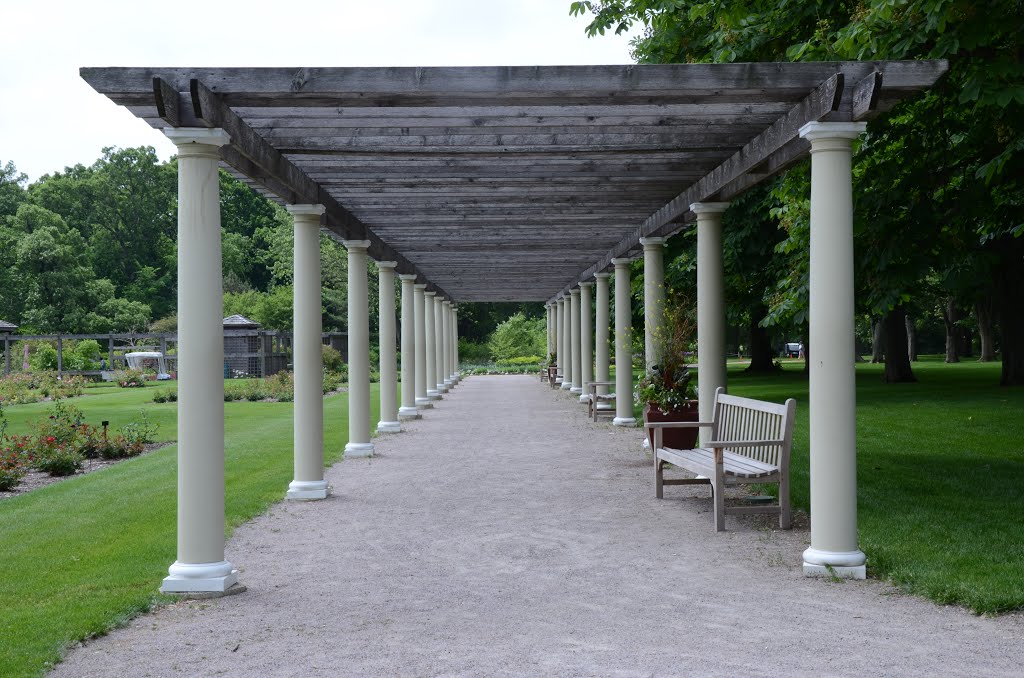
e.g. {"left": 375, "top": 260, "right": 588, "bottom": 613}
{"left": 322, "top": 345, "right": 346, "bottom": 373}
{"left": 112, "top": 369, "right": 147, "bottom": 388}
{"left": 35, "top": 448, "right": 84, "bottom": 476}
{"left": 495, "top": 355, "right": 544, "bottom": 367}
{"left": 487, "top": 313, "right": 545, "bottom": 362}
{"left": 458, "top": 338, "right": 490, "bottom": 363}
{"left": 30, "top": 344, "right": 59, "bottom": 372}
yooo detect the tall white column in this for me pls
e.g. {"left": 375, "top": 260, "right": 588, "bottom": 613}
{"left": 801, "top": 121, "right": 868, "bottom": 579}
{"left": 561, "top": 293, "right": 573, "bottom": 390}
{"left": 160, "top": 127, "right": 237, "bottom": 594}
{"left": 545, "top": 303, "right": 553, "bottom": 359}
{"left": 570, "top": 288, "right": 582, "bottom": 393}
{"left": 451, "top": 304, "right": 460, "bottom": 381}
{"left": 640, "top": 237, "right": 666, "bottom": 372}
{"left": 414, "top": 284, "right": 432, "bottom": 408}
{"left": 376, "top": 261, "right": 400, "bottom": 433}
{"left": 343, "top": 240, "right": 374, "bottom": 458}
{"left": 434, "top": 294, "right": 446, "bottom": 393}
{"left": 578, "top": 282, "right": 594, "bottom": 403}
{"left": 555, "top": 297, "right": 565, "bottom": 384}
{"left": 692, "top": 202, "right": 730, "bottom": 434}
{"left": 287, "top": 204, "right": 329, "bottom": 501}
{"left": 442, "top": 301, "right": 454, "bottom": 388}
{"left": 398, "top": 274, "right": 420, "bottom": 419}
{"left": 424, "top": 291, "right": 441, "bottom": 400}
{"left": 594, "top": 272, "right": 611, "bottom": 399}
{"left": 612, "top": 258, "right": 636, "bottom": 426}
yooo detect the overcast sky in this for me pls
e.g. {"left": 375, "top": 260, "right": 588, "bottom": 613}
{"left": 1, "top": 0, "right": 638, "bottom": 182}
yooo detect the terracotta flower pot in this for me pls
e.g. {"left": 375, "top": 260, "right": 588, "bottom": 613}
{"left": 643, "top": 401, "right": 699, "bottom": 450}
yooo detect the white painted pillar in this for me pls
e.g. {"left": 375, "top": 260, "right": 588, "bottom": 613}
{"left": 442, "top": 301, "right": 454, "bottom": 388}
{"left": 414, "top": 284, "right": 431, "bottom": 408}
{"left": 398, "top": 274, "right": 420, "bottom": 419}
{"left": 545, "top": 303, "right": 553, "bottom": 359}
{"left": 160, "top": 127, "right": 237, "bottom": 594}
{"left": 611, "top": 258, "right": 636, "bottom": 426}
{"left": 343, "top": 240, "right": 374, "bottom": 458}
{"left": 424, "top": 291, "right": 441, "bottom": 400}
{"left": 800, "top": 121, "right": 868, "bottom": 579}
{"left": 451, "top": 304, "right": 460, "bottom": 381}
{"left": 578, "top": 282, "right": 594, "bottom": 403}
{"left": 594, "top": 272, "right": 611, "bottom": 399}
{"left": 691, "top": 202, "right": 730, "bottom": 435}
{"left": 570, "top": 288, "right": 582, "bottom": 393}
{"left": 561, "top": 293, "right": 574, "bottom": 390}
{"left": 376, "top": 261, "right": 400, "bottom": 433}
{"left": 287, "top": 203, "right": 330, "bottom": 501}
{"left": 555, "top": 297, "right": 565, "bottom": 384}
{"left": 640, "top": 237, "right": 666, "bottom": 372}
{"left": 434, "top": 294, "right": 446, "bottom": 393}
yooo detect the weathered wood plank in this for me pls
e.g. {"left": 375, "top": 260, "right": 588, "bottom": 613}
{"left": 853, "top": 70, "right": 883, "bottom": 121}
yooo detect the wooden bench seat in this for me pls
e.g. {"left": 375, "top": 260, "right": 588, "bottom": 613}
{"left": 646, "top": 386, "right": 796, "bottom": 531}
{"left": 584, "top": 381, "right": 616, "bottom": 421}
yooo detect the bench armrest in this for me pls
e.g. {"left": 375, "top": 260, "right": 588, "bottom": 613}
{"left": 704, "top": 439, "right": 785, "bottom": 448}
{"left": 644, "top": 421, "right": 714, "bottom": 429}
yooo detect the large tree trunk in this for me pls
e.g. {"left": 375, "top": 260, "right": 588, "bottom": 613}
{"left": 975, "top": 294, "right": 996, "bottom": 362}
{"left": 870, "top": 320, "right": 885, "bottom": 363}
{"left": 883, "top": 305, "right": 917, "bottom": 383}
{"left": 942, "top": 298, "right": 960, "bottom": 363}
{"left": 905, "top": 313, "right": 917, "bottom": 362}
{"left": 994, "top": 237, "right": 1024, "bottom": 385}
{"left": 745, "top": 305, "right": 777, "bottom": 373}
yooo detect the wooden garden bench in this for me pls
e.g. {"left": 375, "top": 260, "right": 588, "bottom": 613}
{"left": 584, "top": 380, "right": 616, "bottom": 421}
{"left": 646, "top": 387, "right": 796, "bottom": 531}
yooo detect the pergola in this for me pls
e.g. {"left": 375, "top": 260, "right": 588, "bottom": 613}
{"left": 83, "top": 61, "right": 946, "bottom": 594}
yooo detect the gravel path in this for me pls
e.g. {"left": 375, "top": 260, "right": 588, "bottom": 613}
{"left": 54, "top": 375, "right": 1023, "bottom": 677}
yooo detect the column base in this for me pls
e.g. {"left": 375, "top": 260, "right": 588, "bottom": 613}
{"left": 344, "top": 441, "right": 375, "bottom": 458}
{"left": 641, "top": 437, "right": 650, "bottom": 450}
{"left": 802, "top": 547, "right": 867, "bottom": 580}
{"left": 376, "top": 420, "right": 401, "bottom": 433}
{"left": 570, "top": 386, "right": 583, "bottom": 394}
{"left": 160, "top": 560, "right": 239, "bottom": 593}
{"left": 415, "top": 398, "right": 434, "bottom": 409}
{"left": 578, "top": 393, "right": 591, "bottom": 403}
{"left": 612, "top": 417, "right": 637, "bottom": 427}
{"left": 427, "top": 390, "right": 442, "bottom": 401}
{"left": 287, "top": 479, "right": 331, "bottom": 500}
{"left": 596, "top": 402, "right": 614, "bottom": 410}
{"left": 444, "top": 378, "right": 454, "bottom": 387}
{"left": 398, "top": 407, "right": 422, "bottom": 420}
{"left": 560, "top": 381, "right": 573, "bottom": 390}
{"left": 436, "top": 383, "right": 449, "bottom": 393}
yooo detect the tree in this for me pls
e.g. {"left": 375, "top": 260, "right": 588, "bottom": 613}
{"left": 487, "top": 312, "right": 545, "bottom": 361}
{"left": 0, "top": 160, "right": 27, "bottom": 220}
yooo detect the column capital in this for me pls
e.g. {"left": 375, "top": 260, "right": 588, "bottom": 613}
{"left": 286, "top": 204, "right": 325, "bottom": 217}
{"left": 639, "top": 237, "right": 665, "bottom": 249}
{"left": 799, "top": 121, "right": 867, "bottom": 142}
{"left": 164, "top": 127, "right": 230, "bottom": 149}
{"left": 424, "top": 290, "right": 436, "bottom": 297}
{"left": 442, "top": 299, "right": 452, "bottom": 307}
{"left": 341, "top": 239, "right": 370, "bottom": 252}
{"left": 594, "top": 271, "right": 611, "bottom": 280}
{"left": 398, "top": 273, "right": 418, "bottom": 281}
{"left": 579, "top": 281, "right": 595, "bottom": 289}
{"left": 570, "top": 288, "right": 581, "bottom": 297}
{"left": 690, "top": 201, "right": 731, "bottom": 215}
{"left": 414, "top": 283, "right": 427, "bottom": 290}
{"left": 376, "top": 260, "right": 398, "bottom": 270}
{"left": 610, "top": 257, "right": 633, "bottom": 267}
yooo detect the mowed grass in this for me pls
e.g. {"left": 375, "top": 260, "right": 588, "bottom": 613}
{"left": 719, "top": 358, "right": 1023, "bottom": 614}
{"left": 0, "top": 382, "right": 380, "bottom": 676}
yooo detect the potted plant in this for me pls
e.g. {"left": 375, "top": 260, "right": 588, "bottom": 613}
{"left": 635, "top": 296, "right": 699, "bottom": 450}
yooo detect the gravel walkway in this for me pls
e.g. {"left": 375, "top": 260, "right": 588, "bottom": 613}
{"left": 54, "top": 375, "right": 1023, "bottom": 677}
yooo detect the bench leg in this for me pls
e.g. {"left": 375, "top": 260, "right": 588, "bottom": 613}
{"left": 779, "top": 475, "right": 792, "bottom": 530}
{"left": 654, "top": 458, "right": 664, "bottom": 499}
{"left": 713, "top": 453, "right": 726, "bottom": 532}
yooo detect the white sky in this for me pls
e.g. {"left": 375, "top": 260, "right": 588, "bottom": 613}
{"left": 0, "top": 0, "right": 639, "bottom": 182}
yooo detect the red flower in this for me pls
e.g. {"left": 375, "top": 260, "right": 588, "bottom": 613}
{"left": 46, "top": 436, "right": 56, "bottom": 443}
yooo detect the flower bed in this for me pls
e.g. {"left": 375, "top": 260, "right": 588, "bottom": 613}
{"left": 0, "top": 372, "right": 88, "bottom": 405}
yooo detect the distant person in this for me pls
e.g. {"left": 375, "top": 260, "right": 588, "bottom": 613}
{"left": 101, "top": 358, "right": 107, "bottom": 370}
{"left": 797, "top": 343, "right": 804, "bottom": 359}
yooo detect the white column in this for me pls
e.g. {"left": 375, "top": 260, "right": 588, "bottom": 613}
{"left": 691, "top": 202, "right": 730, "bottom": 435}
{"left": 376, "top": 261, "right": 400, "bottom": 433}
{"left": 612, "top": 258, "right": 636, "bottom": 426}
{"left": 555, "top": 297, "right": 565, "bottom": 384}
{"left": 398, "top": 274, "right": 420, "bottom": 419}
{"left": 800, "top": 121, "right": 868, "bottom": 579}
{"left": 570, "top": 288, "right": 582, "bottom": 393}
{"left": 343, "top": 240, "right": 374, "bottom": 458}
{"left": 640, "top": 237, "right": 666, "bottom": 372}
{"left": 442, "top": 301, "right": 454, "bottom": 388}
{"left": 434, "top": 294, "right": 446, "bottom": 393}
{"left": 414, "top": 284, "right": 432, "bottom": 408}
{"left": 545, "top": 303, "right": 553, "bottom": 359}
{"left": 424, "top": 291, "right": 441, "bottom": 400}
{"left": 287, "top": 203, "right": 329, "bottom": 500}
{"left": 160, "top": 127, "right": 237, "bottom": 594}
{"left": 451, "top": 304, "right": 460, "bottom": 381}
{"left": 594, "top": 272, "right": 611, "bottom": 399}
{"left": 578, "top": 282, "right": 594, "bottom": 403}
{"left": 561, "top": 293, "right": 573, "bottom": 390}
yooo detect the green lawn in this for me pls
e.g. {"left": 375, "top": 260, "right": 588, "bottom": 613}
{"left": 0, "top": 381, "right": 380, "bottom": 676}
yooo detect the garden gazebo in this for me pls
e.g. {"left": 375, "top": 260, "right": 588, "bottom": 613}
{"left": 82, "top": 61, "right": 946, "bottom": 593}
